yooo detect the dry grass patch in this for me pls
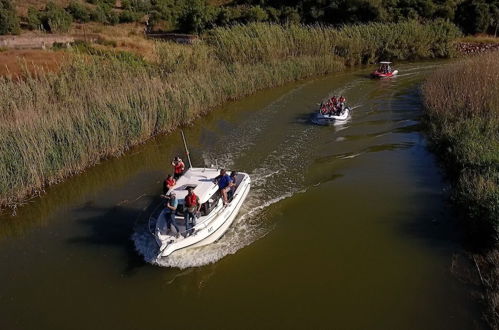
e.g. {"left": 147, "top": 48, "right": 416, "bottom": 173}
{"left": 71, "top": 22, "right": 157, "bottom": 60}
{"left": 0, "top": 49, "right": 68, "bottom": 77}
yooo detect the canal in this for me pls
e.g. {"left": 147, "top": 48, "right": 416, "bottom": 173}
{"left": 0, "top": 61, "right": 485, "bottom": 329}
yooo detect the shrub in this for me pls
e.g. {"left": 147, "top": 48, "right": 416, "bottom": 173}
{"left": 178, "top": 0, "right": 218, "bottom": 33}
{"left": 27, "top": 6, "right": 42, "bottom": 30}
{"left": 107, "top": 10, "right": 120, "bottom": 25}
{"left": 90, "top": 5, "right": 108, "bottom": 23}
{"left": 242, "top": 6, "right": 269, "bottom": 23}
{"left": 280, "top": 6, "right": 301, "bottom": 24}
{"left": 67, "top": 0, "right": 91, "bottom": 22}
{"left": 40, "top": 1, "right": 73, "bottom": 33}
{"left": 0, "top": 0, "right": 20, "bottom": 35}
{"left": 119, "top": 10, "right": 142, "bottom": 23}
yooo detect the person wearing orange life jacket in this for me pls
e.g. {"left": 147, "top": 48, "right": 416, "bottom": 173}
{"left": 163, "top": 174, "right": 176, "bottom": 194}
{"left": 172, "top": 156, "right": 185, "bottom": 180}
{"left": 184, "top": 187, "right": 200, "bottom": 235}
{"left": 331, "top": 96, "right": 339, "bottom": 114}
{"left": 338, "top": 95, "right": 346, "bottom": 111}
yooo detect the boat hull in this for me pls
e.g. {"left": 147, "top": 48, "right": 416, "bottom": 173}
{"left": 371, "top": 70, "right": 398, "bottom": 78}
{"left": 317, "top": 107, "right": 350, "bottom": 121}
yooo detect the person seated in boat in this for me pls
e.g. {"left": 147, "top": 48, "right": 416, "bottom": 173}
{"left": 227, "top": 171, "right": 238, "bottom": 201}
{"left": 380, "top": 64, "right": 391, "bottom": 74}
{"left": 320, "top": 104, "right": 328, "bottom": 115}
{"left": 332, "top": 96, "right": 338, "bottom": 107}
{"left": 163, "top": 174, "right": 176, "bottom": 194}
{"left": 184, "top": 187, "right": 200, "bottom": 235}
{"left": 328, "top": 104, "right": 335, "bottom": 115}
{"left": 172, "top": 156, "right": 185, "bottom": 180}
{"left": 213, "top": 169, "right": 231, "bottom": 205}
{"left": 162, "top": 191, "right": 180, "bottom": 234}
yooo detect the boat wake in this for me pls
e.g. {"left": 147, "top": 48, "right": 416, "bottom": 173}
{"left": 132, "top": 186, "right": 301, "bottom": 269}
{"left": 133, "top": 121, "right": 318, "bottom": 268}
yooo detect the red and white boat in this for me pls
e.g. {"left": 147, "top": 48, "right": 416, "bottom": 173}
{"left": 371, "top": 61, "right": 398, "bottom": 78}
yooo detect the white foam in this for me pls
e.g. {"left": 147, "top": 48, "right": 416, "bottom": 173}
{"left": 132, "top": 190, "right": 299, "bottom": 269}
{"left": 133, "top": 96, "right": 322, "bottom": 268}
{"left": 338, "top": 152, "right": 362, "bottom": 159}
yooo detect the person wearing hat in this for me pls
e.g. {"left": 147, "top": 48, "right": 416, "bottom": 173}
{"left": 162, "top": 191, "right": 179, "bottom": 234}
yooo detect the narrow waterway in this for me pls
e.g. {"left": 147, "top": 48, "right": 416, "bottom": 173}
{"left": 0, "top": 62, "right": 484, "bottom": 330}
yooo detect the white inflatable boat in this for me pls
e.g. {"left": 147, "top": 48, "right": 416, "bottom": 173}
{"left": 316, "top": 107, "right": 350, "bottom": 122}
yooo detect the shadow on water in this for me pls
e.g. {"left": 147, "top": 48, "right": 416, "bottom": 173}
{"left": 67, "top": 200, "right": 161, "bottom": 274}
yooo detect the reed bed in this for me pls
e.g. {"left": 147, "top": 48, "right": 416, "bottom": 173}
{"left": 0, "top": 21, "right": 461, "bottom": 209}
{"left": 422, "top": 52, "right": 499, "bottom": 242}
{"left": 207, "top": 21, "right": 461, "bottom": 66}
{"left": 423, "top": 52, "right": 499, "bottom": 330}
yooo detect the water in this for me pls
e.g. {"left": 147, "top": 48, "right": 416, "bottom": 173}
{"left": 0, "top": 62, "right": 485, "bottom": 329}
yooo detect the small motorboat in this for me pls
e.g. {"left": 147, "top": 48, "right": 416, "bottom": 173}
{"left": 317, "top": 106, "right": 350, "bottom": 122}
{"left": 371, "top": 61, "right": 398, "bottom": 78}
{"left": 149, "top": 167, "right": 251, "bottom": 260}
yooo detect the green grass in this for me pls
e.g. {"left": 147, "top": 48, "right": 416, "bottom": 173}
{"left": 0, "top": 21, "right": 462, "bottom": 209}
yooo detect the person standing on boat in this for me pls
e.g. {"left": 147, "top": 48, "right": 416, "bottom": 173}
{"left": 163, "top": 192, "right": 180, "bottom": 234}
{"left": 213, "top": 169, "right": 231, "bottom": 205}
{"left": 184, "top": 187, "right": 200, "bottom": 235}
{"left": 172, "top": 157, "right": 185, "bottom": 180}
{"left": 163, "top": 174, "right": 176, "bottom": 194}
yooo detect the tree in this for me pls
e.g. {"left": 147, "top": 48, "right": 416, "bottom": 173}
{"left": 0, "top": 0, "right": 20, "bottom": 35}
{"left": 455, "top": 0, "right": 491, "bottom": 34}
{"left": 179, "top": 0, "right": 217, "bottom": 33}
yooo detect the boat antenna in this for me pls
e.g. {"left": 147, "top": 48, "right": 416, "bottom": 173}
{"left": 181, "top": 130, "right": 193, "bottom": 169}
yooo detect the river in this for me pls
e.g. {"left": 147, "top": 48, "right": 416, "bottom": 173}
{"left": 0, "top": 61, "right": 485, "bottom": 329}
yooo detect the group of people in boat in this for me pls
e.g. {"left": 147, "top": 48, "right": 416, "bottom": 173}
{"left": 161, "top": 156, "right": 238, "bottom": 236}
{"left": 320, "top": 95, "right": 347, "bottom": 116}
{"left": 378, "top": 63, "right": 393, "bottom": 74}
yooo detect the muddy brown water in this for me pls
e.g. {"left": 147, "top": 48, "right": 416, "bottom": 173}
{"left": 0, "top": 62, "right": 485, "bottom": 330}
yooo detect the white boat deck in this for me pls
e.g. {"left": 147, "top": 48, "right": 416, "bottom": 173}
{"left": 169, "top": 168, "right": 221, "bottom": 203}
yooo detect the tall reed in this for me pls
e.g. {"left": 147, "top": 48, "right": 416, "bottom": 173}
{"left": 422, "top": 52, "right": 499, "bottom": 243}
{"left": 0, "top": 21, "right": 462, "bottom": 209}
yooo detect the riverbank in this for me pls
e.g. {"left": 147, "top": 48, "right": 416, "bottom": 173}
{"left": 456, "top": 36, "right": 499, "bottom": 56}
{"left": 0, "top": 20, "right": 461, "bottom": 211}
{"left": 422, "top": 52, "right": 499, "bottom": 328}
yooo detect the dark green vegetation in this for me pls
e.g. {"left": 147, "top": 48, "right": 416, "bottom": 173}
{"left": 0, "top": 0, "right": 498, "bottom": 35}
{"left": 0, "top": 0, "right": 19, "bottom": 34}
{"left": 0, "top": 21, "right": 459, "bottom": 209}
